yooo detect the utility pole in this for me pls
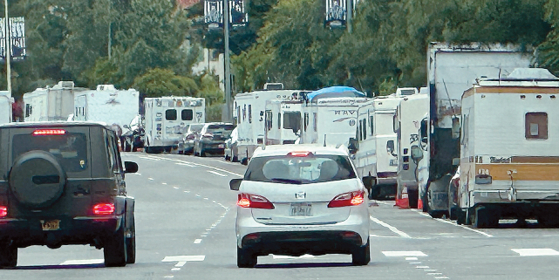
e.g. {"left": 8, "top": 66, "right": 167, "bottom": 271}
{"left": 224, "top": 0, "right": 232, "bottom": 123}
{"left": 4, "top": 0, "right": 11, "bottom": 96}
{"left": 347, "top": 0, "right": 352, "bottom": 34}
{"left": 108, "top": 0, "right": 111, "bottom": 60}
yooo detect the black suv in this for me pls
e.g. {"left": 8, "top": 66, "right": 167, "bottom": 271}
{"left": 0, "top": 122, "right": 138, "bottom": 268}
{"left": 193, "top": 123, "right": 235, "bottom": 157}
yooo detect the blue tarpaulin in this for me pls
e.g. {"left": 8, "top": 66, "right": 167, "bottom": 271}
{"left": 306, "top": 86, "right": 365, "bottom": 101}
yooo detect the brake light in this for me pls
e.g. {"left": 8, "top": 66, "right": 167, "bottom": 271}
{"left": 288, "top": 151, "right": 313, "bottom": 157}
{"left": 237, "top": 193, "right": 275, "bottom": 209}
{"left": 93, "top": 203, "right": 115, "bottom": 215}
{"left": 328, "top": 191, "right": 365, "bottom": 208}
{"left": 0, "top": 206, "right": 7, "bottom": 217}
{"left": 32, "top": 129, "right": 66, "bottom": 136}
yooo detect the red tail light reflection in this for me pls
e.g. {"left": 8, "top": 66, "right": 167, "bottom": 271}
{"left": 93, "top": 203, "right": 115, "bottom": 215}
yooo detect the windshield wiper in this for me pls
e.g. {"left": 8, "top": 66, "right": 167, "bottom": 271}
{"left": 270, "top": 178, "right": 308, "bottom": 184}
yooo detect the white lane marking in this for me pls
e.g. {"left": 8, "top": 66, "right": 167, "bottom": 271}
{"left": 273, "top": 254, "right": 315, "bottom": 259}
{"left": 512, "top": 248, "right": 559, "bottom": 256}
{"left": 406, "top": 257, "right": 418, "bottom": 261}
{"left": 194, "top": 239, "right": 202, "bottom": 244}
{"left": 164, "top": 276, "right": 174, "bottom": 279}
{"left": 184, "top": 190, "right": 190, "bottom": 193}
{"left": 370, "top": 217, "right": 412, "bottom": 238}
{"left": 416, "top": 266, "right": 430, "bottom": 269}
{"left": 434, "top": 277, "right": 450, "bottom": 279}
{"left": 162, "top": 182, "right": 167, "bottom": 185}
{"left": 148, "top": 178, "right": 154, "bottom": 181}
{"left": 415, "top": 211, "right": 493, "bottom": 238}
{"left": 382, "top": 251, "right": 428, "bottom": 257}
{"left": 131, "top": 173, "right": 142, "bottom": 176}
{"left": 428, "top": 273, "right": 443, "bottom": 276}
{"left": 60, "top": 259, "right": 104, "bottom": 265}
{"left": 175, "top": 162, "right": 193, "bottom": 167}
{"left": 141, "top": 155, "right": 243, "bottom": 177}
{"left": 171, "top": 268, "right": 181, "bottom": 271}
{"left": 174, "top": 187, "right": 179, "bottom": 190}
{"left": 162, "top": 255, "right": 205, "bottom": 266}
{"left": 207, "top": 170, "right": 227, "bottom": 177}
{"left": 138, "top": 156, "right": 161, "bottom": 161}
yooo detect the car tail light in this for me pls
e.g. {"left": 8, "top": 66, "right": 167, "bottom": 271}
{"left": 93, "top": 203, "right": 115, "bottom": 215}
{"left": 32, "top": 129, "right": 66, "bottom": 136}
{"left": 0, "top": 206, "right": 7, "bottom": 217}
{"left": 288, "top": 151, "right": 313, "bottom": 157}
{"left": 328, "top": 191, "right": 365, "bottom": 208}
{"left": 237, "top": 193, "right": 275, "bottom": 209}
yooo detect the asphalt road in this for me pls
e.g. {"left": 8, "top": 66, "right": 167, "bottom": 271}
{"left": 4, "top": 152, "right": 559, "bottom": 280}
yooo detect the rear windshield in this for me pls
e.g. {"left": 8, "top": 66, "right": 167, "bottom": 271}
{"left": 207, "top": 124, "right": 234, "bottom": 137}
{"left": 12, "top": 132, "right": 88, "bottom": 172}
{"left": 190, "top": 124, "right": 204, "bottom": 133}
{"left": 244, "top": 154, "right": 356, "bottom": 184}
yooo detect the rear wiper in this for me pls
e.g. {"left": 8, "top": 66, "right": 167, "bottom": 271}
{"left": 270, "top": 178, "right": 306, "bottom": 184}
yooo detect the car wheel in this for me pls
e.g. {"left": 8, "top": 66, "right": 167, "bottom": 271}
{"left": 126, "top": 216, "right": 136, "bottom": 264}
{"left": 104, "top": 219, "right": 127, "bottom": 267}
{"left": 352, "top": 238, "right": 370, "bottom": 266}
{"left": 232, "top": 155, "right": 239, "bottom": 162}
{"left": 0, "top": 242, "right": 17, "bottom": 268}
{"left": 9, "top": 151, "right": 66, "bottom": 209}
{"left": 237, "top": 246, "right": 256, "bottom": 268}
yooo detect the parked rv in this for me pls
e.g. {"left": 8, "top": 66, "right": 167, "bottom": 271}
{"left": 352, "top": 90, "right": 403, "bottom": 199}
{"left": 234, "top": 84, "right": 307, "bottom": 164}
{"left": 23, "top": 81, "right": 87, "bottom": 122}
{"left": 264, "top": 99, "right": 302, "bottom": 145}
{"left": 393, "top": 89, "right": 429, "bottom": 208}
{"left": 143, "top": 96, "right": 205, "bottom": 153}
{"left": 420, "top": 43, "right": 533, "bottom": 218}
{"left": 0, "top": 91, "right": 12, "bottom": 124}
{"left": 73, "top": 85, "right": 140, "bottom": 136}
{"left": 457, "top": 68, "right": 559, "bottom": 228}
{"left": 299, "top": 86, "right": 368, "bottom": 148}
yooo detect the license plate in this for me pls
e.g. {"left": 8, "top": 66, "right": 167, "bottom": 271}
{"left": 218, "top": 144, "right": 225, "bottom": 148}
{"left": 290, "top": 203, "right": 312, "bottom": 216}
{"left": 41, "top": 220, "right": 60, "bottom": 231}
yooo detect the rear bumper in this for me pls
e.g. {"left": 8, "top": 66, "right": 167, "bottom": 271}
{"left": 236, "top": 206, "right": 370, "bottom": 251}
{"left": 0, "top": 215, "right": 122, "bottom": 247}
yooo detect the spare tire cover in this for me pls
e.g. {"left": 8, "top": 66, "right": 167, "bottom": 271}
{"left": 9, "top": 150, "right": 67, "bottom": 209}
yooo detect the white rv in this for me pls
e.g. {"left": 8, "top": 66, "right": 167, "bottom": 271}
{"left": 23, "top": 81, "right": 87, "bottom": 122}
{"left": 353, "top": 91, "right": 402, "bottom": 199}
{"left": 457, "top": 68, "right": 559, "bottom": 228}
{"left": 300, "top": 86, "right": 368, "bottom": 147}
{"left": 234, "top": 86, "right": 306, "bottom": 164}
{"left": 73, "top": 84, "right": 140, "bottom": 131}
{"left": 393, "top": 89, "right": 429, "bottom": 208}
{"left": 143, "top": 96, "right": 205, "bottom": 153}
{"left": 0, "top": 91, "right": 12, "bottom": 124}
{"left": 264, "top": 99, "right": 302, "bottom": 145}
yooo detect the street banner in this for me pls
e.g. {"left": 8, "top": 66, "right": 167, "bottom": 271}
{"left": 0, "top": 17, "right": 26, "bottom": 61}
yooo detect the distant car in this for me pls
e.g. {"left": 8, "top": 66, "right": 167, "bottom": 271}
{"left": 224, "top": 127, "right": 239, "bottom": 162}
{"left": 179, "top": 123, "right": 205, "bottom": 155}
{"left": 229, "top": 144, "right": 370, "bottom": 268}
{"left": 0, "top": 122, "right": 138, "bottom": 268}
{"left": 194, "top": 122, "right": 235, "bottom": 157}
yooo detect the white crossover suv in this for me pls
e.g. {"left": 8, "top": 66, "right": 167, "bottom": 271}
{"left": 229, "top": 144, "right": 370, "bottom": 268}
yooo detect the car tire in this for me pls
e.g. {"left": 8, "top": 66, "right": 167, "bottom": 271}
{"left": 104, "top": 219, "right": 127, "bottom": 267}
{"left": 237, "top": 246, "right": 256, "bottom": 268}
{"left": 0, "top": 242, "right": 17, "bottom": 268}
{"left": 126, "top": 216, "right": 136, "bottom": 264}
{"left": 232, "top": 155, "right": 239, "bottom": 162}
{"left": 352, "top": 238, "right": 370, "bottom": 266}
{"left": 9, "top": 151, "right": 66, "bottom": 209}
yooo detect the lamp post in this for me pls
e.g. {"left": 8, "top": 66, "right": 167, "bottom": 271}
{"left": 224, "top": 0, "right": 232, "bottom": 123}
{"left": 4, "top": 0, "right": 11, "bottom": 97}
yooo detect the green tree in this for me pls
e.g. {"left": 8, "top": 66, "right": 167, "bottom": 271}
{"left": 132, "top": 68, "right": 198, "bottom": 98}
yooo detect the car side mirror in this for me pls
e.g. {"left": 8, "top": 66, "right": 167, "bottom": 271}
{"left": 230, "top": 178, "right": 243, "bottom": 191}
{"left": 124, "top": 161, "right": 139, "bottom": 173}
{"left": 348, "top": 138, "right": 358, "bottom": 154}
{"left": 410, "top": 145, "right": 423, "bottom": 162}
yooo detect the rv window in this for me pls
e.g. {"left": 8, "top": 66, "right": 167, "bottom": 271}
{"left": 277, "top": 113, "right": 281, "bottom": 130}
{"left": 283, "top": 112, "right": 301, "bottom": 130}
{"left": 166, "top": 109, "right": 177, "bottom": 120}
{"left": 369, "top": 115, "right": 374, "bottom": 135}
{"left": 243, "top": 104, "right": 246, "bottom": 121}
{"left": 248, "top": 105, "right": 252, "bottom": 123}
{"left": 265, "top": 110, "right": 272, "bottom": 131}
{"left": 313, "top": 113, "right": 317, "bottom": 132}
{"left": 25, "top": 104, "right": 32, "bottom": 117}
{"left": 181, "top": 109, "right": 193, "bottom": 121}
{"left": 525, "top": 112, "right": 548, "bottom": 139}
{"left": 358, "top": 121, "right": 363, "bottom": 141}
{"left": 236, "top": 106, "right": 241, "bottom": 123}
{"left": 304, "top": 113, "right": 309, "bottom": 132}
